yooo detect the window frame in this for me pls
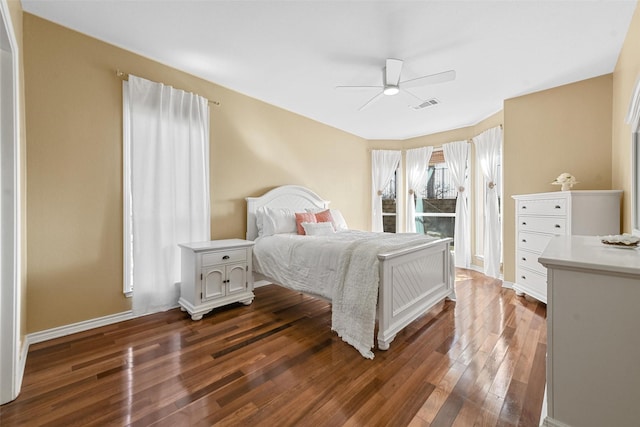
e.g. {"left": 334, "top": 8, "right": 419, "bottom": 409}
{"left": 414, "top": 149, "right": 458, "bottom": 240}
{"left": 630, "top": 77, "right": 640, "bottom": 236}
{"left": 381, "top": 165, "right": 403, "bottom": 233}
{"left": 122, "top": 82, "right": 133, "bottom": 296}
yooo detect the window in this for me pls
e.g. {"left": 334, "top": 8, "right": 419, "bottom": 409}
{"left": 381, "top": 170, "right": 400, "bottom": 233}
{"left": 122, "top": 77, "right": 210, "bottom": 308}
{"left": 414, "top": 150, "right": 457, "bottom": 240}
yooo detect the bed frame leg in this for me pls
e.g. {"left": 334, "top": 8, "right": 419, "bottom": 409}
{"left": 377, "top": 336, "right": 394, "bottom": 351}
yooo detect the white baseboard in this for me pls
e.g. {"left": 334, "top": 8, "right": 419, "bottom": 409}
{"left": 502, "top": 280, "right": 514, "bottom": 289}
{"left": 26, "top": 310, "right": 135, "bottom": 346}
{"left": 542, "top": 416, "right": 572, "bottom": 427}
{"left": 540, "top": 384, "right": 548, "bottom": 427}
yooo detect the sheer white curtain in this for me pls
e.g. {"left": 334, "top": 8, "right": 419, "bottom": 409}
{"left": 124, "top": 75, "right": 210, "bottom": 316}
{"left": 405, "top": 147, "right": 433, "bottom": 233}
{"left": 443, "top": 140, "right": 470, "bottom": 268}
{"left": 371, "top": 150, "right": 401, "bottom": 232}
{"left": 473, "top": 127, "right": 502, "bottom": 278}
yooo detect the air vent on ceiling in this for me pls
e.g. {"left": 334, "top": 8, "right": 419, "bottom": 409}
{"left": 412, "top": 98, "right": 440, "bottom": 110}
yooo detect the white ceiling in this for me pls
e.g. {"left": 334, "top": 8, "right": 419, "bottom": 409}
{"left": 22, "top": 0, "right": 637, "bottom": 140}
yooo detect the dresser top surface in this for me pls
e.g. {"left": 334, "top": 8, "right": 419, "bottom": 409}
{"left": 539, "top": 235, "right": 640, "bottom": 276}
{"left": 179, "top": 239, "right": 254, "bottom": 252}
{"left": 512, "top": 190, "right": 622, "bottom": 200}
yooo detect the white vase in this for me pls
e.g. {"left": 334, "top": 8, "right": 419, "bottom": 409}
{"left": 561, "top": 183, "right": 571, "bottom": 191}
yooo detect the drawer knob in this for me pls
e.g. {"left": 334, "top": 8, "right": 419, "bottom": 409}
{"left": 522, "top": 206, "right": 527, "bottom": 209}
{"left": 555, "top": 205, "right": 561, "bottom": 209}
{"left": 222, "top": 255, "right": 230, "bottom": 260}
{"left": 555, "top": 224, "right": 561, "bottom": 228}
{"left": 522, "top": 257, "right": 527, "bottom": 261}
{"left": 522, "top": 222, "right": 527, "bottom": 226}
{"left": 521, "top": 275, "right": 526, "bottom": 280}
{"left": 522, "top": 239, "right": 527, "bottom": 243}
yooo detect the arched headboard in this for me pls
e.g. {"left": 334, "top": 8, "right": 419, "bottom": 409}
{"left": 245, "top": 185, "right": 330, "bottom": 240}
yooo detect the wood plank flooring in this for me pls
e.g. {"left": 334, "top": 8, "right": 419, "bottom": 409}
{"left": 0, "top": 269, "right": 547, "bottom": 426}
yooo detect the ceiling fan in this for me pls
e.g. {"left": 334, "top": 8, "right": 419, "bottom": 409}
{"left": 336, "top": 58, "right": 456, "bottom": 111}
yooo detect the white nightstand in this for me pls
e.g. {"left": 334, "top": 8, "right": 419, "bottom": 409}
{"left": 178, "top": 239, "right": 255, "bottom": 320}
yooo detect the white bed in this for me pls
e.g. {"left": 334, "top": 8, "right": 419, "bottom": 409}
{"left": 246, "top": 185, "right": 455, "bottom": 358}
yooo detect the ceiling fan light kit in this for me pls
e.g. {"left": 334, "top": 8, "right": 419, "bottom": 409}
{"left": 383, "top": 86, "right": 400, "bottom": 96}
{"left": 337, "top": 58, "right": 455, "bottom": 111}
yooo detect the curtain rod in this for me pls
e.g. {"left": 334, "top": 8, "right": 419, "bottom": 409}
{"left": 116, "top": 69, "right": 220, "bottom": 106}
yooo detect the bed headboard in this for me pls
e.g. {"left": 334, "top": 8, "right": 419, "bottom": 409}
{"left": 245, "top": 185, "right": 330, "bottom": 240}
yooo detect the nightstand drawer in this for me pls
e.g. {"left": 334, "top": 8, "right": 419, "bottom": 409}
{"left": 202, "top": 249, "right": 246, "bottom": 266}
{"left": 518, "top": 216, "right": 567, "bottom": 234}
{"left": 517, "top": 198, "right": 566, "bottom": 216}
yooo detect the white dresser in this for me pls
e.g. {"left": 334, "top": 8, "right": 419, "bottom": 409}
{"left": 512, "top": 190, "right": 621, "bottom": 303}
{"left": 178, "top": 239, "right": 255, "bottom": 320}
{"left": 539, "top": 236, "right": 640, "bottom": 427}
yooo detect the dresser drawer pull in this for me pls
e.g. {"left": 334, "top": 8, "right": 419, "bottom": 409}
{"left": 522, "top": 222, "right": 527, "bottom": 226}
{"left": 555, "top": 205, "right": 561, "bottom": 209}
{"left": 521, "top": 257, "right": 527, "bottom": 261}
{"left": 555, "top": 224, "right": 561, "bottom": 228}
{"left": 522, "top": 239, "right": 527, "bottom": 243}
{"left": 222, "top": 255, "right": 230, "bottom": 260}
{"left": 521, "top": 275, "right": 526, "bottom": 280}
{"left": 521, "top": 205, "right": 527, "bottom": 209}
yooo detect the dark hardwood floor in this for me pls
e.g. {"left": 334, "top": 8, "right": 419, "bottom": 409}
{"left": 1, "top": 269, "right": 546, "bottom": 426}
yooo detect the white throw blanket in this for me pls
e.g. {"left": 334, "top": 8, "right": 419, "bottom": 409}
{"left": 253, "top": 231, "right": 437, "bottom": 359}
{"left": 331, "top": 233, "right": 437, "bottom": 359}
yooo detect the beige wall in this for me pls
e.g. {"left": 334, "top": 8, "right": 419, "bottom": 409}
{"left": 612, "top": 1, "right": 640, "bottom": 233}
{"left": 503, "top": 75, "right": 614, "bottom": 283}
{"left": 23, "top": 14, "right": 368, "bottom": 333}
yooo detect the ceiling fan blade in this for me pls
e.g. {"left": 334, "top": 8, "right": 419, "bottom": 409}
{"left": 385, "top": 58, "right": 403, "bottom": 86}
{"left": 358, "top": 91, "right": 384, "bottom": 111}
{"left": 401, "top": 70, "right": 456, "bottom": 88}
{"left": 400, "top": 88, "right": 424, "bottom": 104}
{"left": 335, "top": 85, "right": 383, "bottom": 90}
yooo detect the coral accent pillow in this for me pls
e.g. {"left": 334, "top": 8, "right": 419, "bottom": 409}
{"left": 314, "top": 209, "right": 334, "bottom": 224}
{"left": 295, "top": 212, "right": 317, "bottom": 235}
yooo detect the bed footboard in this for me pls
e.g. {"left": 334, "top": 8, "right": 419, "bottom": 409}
{"left": 376, "top": 238, "right": 454, "bottom": 350}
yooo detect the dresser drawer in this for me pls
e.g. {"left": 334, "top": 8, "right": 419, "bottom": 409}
{"left": 515, "top": 267, "right": 547, "bottom": 302}
{"left": 517, "top": 250, "right": 547, "bottom": 275}
{"left": 518, "top": 231, "right": 553, "bottom": 253}
{"left": 517, "top": 198, "right": 566, "bottom": 216}
{"left": 202, "top": 249, "right": 247, "bottom": 266}
{"left": 518, "top": 216, "right": 567, "bottom": 235}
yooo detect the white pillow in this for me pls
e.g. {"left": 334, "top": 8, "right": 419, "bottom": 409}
{"left": 267, "top": 207, "right": 297, "bottom": 234}
{"left": 329, "top": 209, "right": 348, "bottom": 231}
{"left": 257, "top": 207, "right": 297, "bottom": 237}
{"left": 255, "top": 207, "right": 267, "bottom": 237}
{"left": 305, "top": 208, "right": 348, "bottom": 231}
{"left": 301, "top": 221, "right": 335, "bottom": 236}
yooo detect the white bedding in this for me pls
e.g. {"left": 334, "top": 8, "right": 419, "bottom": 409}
{"left": 253, "top": 230, "right": 439, "bottom": 358}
